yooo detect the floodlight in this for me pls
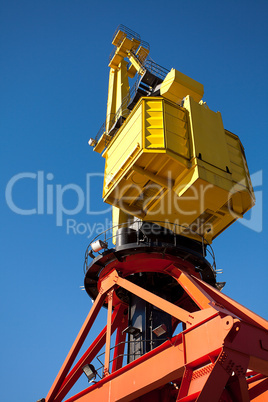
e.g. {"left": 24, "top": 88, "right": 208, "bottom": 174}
{"left": 91, "top": 240, "right": 108, "bottom": 252}
{"left": 82, "top": 363, "right": 97, "bottom": 382}
{"left": 88, "top": 138, "right": 97, "bottom": 147}
{"left": 152, "top": 324, "right": 167, "bottom": 337}
{"left": 216, "top": 282, "right": 226, "bottom": 291}
{"left": 122, "top": 326, "right": 141, "bottom": 337}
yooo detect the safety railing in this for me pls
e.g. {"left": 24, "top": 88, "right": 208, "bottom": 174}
{"left": 83, "top": 220, "right": 217, "bottom": 274}
{"left": 144, "top": 57, "right": 169, "bottom": 81}
{"left": 94, "top": 57, "right": 169, "bottom": 145}
{"left": 112, "top": 24, "right": 141, "bottom": 47}
{"left": 109, "top": 39, "right": 150, "bottom": 65}
{"left": 94, "top": 104, "right": 130, "bottom": 144}
{"left": 109, "top": 24, "right": 150, "bottom": 65}
{"left": 93, "top": 338, "right": 168, "bottom": 380}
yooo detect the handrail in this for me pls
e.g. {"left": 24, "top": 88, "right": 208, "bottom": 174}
{"left": 83, "top": 220, "right": 217, "bottom": 274}
{"left": 112, "top": 24, "right": 141, "bottom": 46}
{"left": 144, "top": 57, "right": 169, "bottom": 80}
{"left": 94, "top": 338, "right": 168, "bottom": 379}
{"left": 112, "top": 25, "right": 150, "bottom": 51}
{"left": 109, "top": 25, "right": 150, "bottom": 64}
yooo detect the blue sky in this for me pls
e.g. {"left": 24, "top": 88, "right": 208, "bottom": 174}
{"left": 1, "top": 1, "right": 267, "bottom": 401}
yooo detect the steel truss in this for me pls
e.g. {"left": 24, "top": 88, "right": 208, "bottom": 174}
{"left": 45, "top": 262, "right": 268, "bottom": 402}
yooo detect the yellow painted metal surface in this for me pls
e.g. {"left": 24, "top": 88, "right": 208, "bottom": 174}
{"left": 106, "top": 60, "right": 129, "bottom": 133}
{"left": 109, "top": 30, "right": 141, "bottom": 70}
{"left": 90, "top": 25, "right": 255, "bottom": 243}
{"left": 184, "top": 96, "right": 230, "bottom": 171}
{"left": 160, "top": 68, "right": 204, "bottom": 104}
{"left": 93, "top": 133, "right": 110, "bottom": 154}
{"left": 127, "top": 53, "right": 146, "bottom": 77}
{"left": 144, "top": 99, "right": 165, "bottom": 148}
{"left": 101, "top": 96, "right": 255, "bottom": 243}
{"left": 106, "top": 68, "right": 117, "bottom": 132}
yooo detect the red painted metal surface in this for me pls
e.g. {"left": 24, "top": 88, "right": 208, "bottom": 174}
{"left": 53, "top": 303, "right": 126, "bottom": 402}
{"left": 45, "top": 256, "right": 268, "bottom": 402}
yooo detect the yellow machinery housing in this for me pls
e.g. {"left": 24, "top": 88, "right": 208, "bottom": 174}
{"left": 90, "top": 25, "right": 255, "bottom": 243}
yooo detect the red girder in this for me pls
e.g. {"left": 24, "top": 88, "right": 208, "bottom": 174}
{"left": 53, "top": 303, "right": 126, "bottom": 402}
{"left": 45, "top": 263, "right": 268, "bottom": 402}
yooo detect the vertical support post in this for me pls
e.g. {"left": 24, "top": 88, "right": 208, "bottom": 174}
{"left": 106, "top": 69, "right": 117, "bottom": 132}
{"left": 104, "top": 290, "right": 114, "bottom": 377}
{"left": 111, "top": 328, "right": 127, "bottom": 373}
{"left": 111, "top": 311, "right": 128, "bottom": 373}
{"left": 116, "top": 60, "right": 130, "bottom": 119}
{"left": 106, "top": 60, "right": 130, "bottom": 133}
